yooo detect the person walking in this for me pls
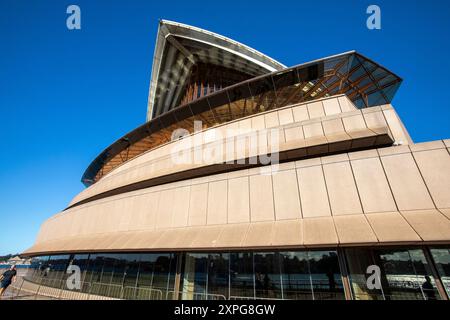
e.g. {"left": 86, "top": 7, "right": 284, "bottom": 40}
{"left": 0, "top": 265, "right": 17, "bottom": 298}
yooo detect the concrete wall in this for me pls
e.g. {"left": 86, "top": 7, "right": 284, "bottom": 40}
{"left": 69, "top": 95, "right": 410, "bottom": 207}
{"left": 25, "top": 138, "right": 450, "bottom": 255}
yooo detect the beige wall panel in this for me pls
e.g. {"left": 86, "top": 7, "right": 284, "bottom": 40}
{"left": 278, "top": 108, "right": 294, "bottom": 126}
{"left": 342, "top": 114, "right": 366, "bottom": 132}
{"left": 152, "top": 229, "right": 189, "bottom": 249}
{"left": 307, "top": 101, "right": 325, "bottom": 119}
{"left": 351, "top": 158, "right": 397, "bottom": 213}
{"left": 292, "top": 105, "right": 309, "bottom": 122}
{"left": 383, "top": 109, "right": 410, "bottom": 144}
{"left": 188, "top": 183, "right": 208, "bottom": 226}
{"left": 303, "top": 217, "right": 338, "bottom": 246}
{"left": 271, "top": 220, "right": 303, "bottom": 247}
{"left": 171, "top": 186, "right": 191, "bottom": 228}
{"left": 333, "top": 215, "right": 378, "bottom": 244}
{"left": 264, "top": 112, "right": 279, "bottom": 129}
{"left": 381, "top": 153, "right": 434, "bottom": 211}
{"left": 284, "top": 126, "right": 303, "bottom": 142}
{"left": 413, "top": 149, "right": 450, "bottom": 208}
{"left": 439, "top": 208, "right": 450, "bottom": 220}
{"left": 215, "top": 223, "right": 249, "bottom": 248}
{"left": 323, "top": 98, "right": 341, "bottom": 116}
{"left": 155, "top": 189, "right": 175, "bottom": 229}
{"left": 117, "top": 196, "right": 134, "bottom": 232}
{"left": 249, "top": 174, "right": 275, "bottom": 222}
{"left": 251, "top": 114, "right": 266, "bottom": 130}
{"left": 401, "top": 209, "right": 450, "bottom": 241}
{"left": 272, "top": 170, "right": 302, "bottom": 220}
{"left": 366, "top": 212, "right": 420, "bottom": 242}
{"left": 363, "top": 111, "right": 388, "bottom": 130}
{"left": 338, "top": 96, "right": 355, "bottom": 112}
{"left": 323, "top": 161, "right": 363, "bottom": 215}
{"left": 207, "top": 180, "right": 228, "bottom": 225}
{"left": 303, "top": 122, "right": 324, "bottom": 139}
{"left": 227, "top": 177, "right": 250, "bottom": 223}
{"left": 243, "top": 222, "right": 274, "bottom": 247}
{"left": 297, "top": 166, "right": 331, "bottom": 218}
{"left": 141, "top": 192, "right": 160, "bottom": 230}
{"left": 322, "top": 118, "right": 345, "bottom": 135}
{"left": 238, "top": 118, "right": 252, "bottom": 133}
{"left": 190, "top": 225, "right": 224, "bottom": 248}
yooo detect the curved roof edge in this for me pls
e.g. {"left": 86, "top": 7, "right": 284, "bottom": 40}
{"left": 146, "top": 19, "right": 286, "bottom": 120}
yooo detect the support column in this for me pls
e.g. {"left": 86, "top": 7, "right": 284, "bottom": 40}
{"left": 337, "top": 248, "right": 353, "bottom": 300}
{"left": 173, "top": 252, "right": 184, "bottom": 301}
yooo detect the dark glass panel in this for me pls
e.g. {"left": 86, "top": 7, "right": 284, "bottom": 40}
{"left": 207, "top": 91, "right": 232, "bottom": 125}
{"left": 190, "top": 98, "right": 211, "bottom": 117}
{"left": 27, "top": 255, "right": 50, "bottom": 281}
{"left": 375, "top": 249, "right": 440, "bottom": 300}
{"left": 254, "top": 252, "right": 282, "bottom": 299}
{"left": 430, "top": 248, "right": 450, "bottom": 298}
{"left": 173, "top": 104, "right": 194, "bottom": 123}
{"left": 280, "top": 252, "right": 313, "bottom": 300}
{"left": 308, "top": 251, "right": 345, "bottom": 300}
{"left": 121, "top": 254, "right": 141, "bottom": 300}
{"left": 248, "top": 77, "right": 277, "bottom": 112}
{"left": 84, "top": 254, "right": 105, "bottom": 294}
{"left": 136, "top": 253, "right": 173, "bottom": 300}
{"left": 159, "top": 110, "right": 178, "bottom": 128}
{"left": 40, "top": 255, "right": 70, "bottom": 288}
{"left": 207, "top": 253, "right": 229, "bottom": 299}
{"left": 230, "top": 252, "right": 254, "bottom": 299}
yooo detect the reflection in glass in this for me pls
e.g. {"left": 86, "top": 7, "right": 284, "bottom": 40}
{"left": 376, "top": 249, "right": 440, "bottom": 300}
{"left": 253, "top": 252, "right": 282, "bottom": 299}
{"left": 207, "top": 253, "right": 229, "bottom": 299}
{"left": 280, "top": 252, "right": 312, "bottom": 300}
{"left": 430, "top": 248, "right": 450, "bottom": 298}
{"left": 230, "top": 252, "right": 254, "bottom": 299}
{"left": 308, "top": 251, "right": 345, "bottom": 300}
{"left": 182, "top": 253, "right": 208, "bottom": 299}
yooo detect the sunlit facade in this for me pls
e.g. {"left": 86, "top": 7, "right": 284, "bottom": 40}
{"left": 21, "top": 20, "right": 450, "bottom": 300}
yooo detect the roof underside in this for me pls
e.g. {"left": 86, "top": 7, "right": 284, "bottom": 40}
{"left": 82, "top": 51, "right": 402, "bottom": 186}
{"left": 147, "top": 20, "right": 286, "bottom": 120}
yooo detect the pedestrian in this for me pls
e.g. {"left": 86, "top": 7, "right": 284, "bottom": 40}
{"left": 0, "top": 265, "right": 17, "bottom": 297}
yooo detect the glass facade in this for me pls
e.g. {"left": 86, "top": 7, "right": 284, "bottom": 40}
{"left": 25, "top": 247, "right": 450, "bottom": 300}
{"left": 345, "top": 248, "right": 442, "bottom": 300}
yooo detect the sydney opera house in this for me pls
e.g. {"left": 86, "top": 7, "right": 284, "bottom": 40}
{"left": 19, "top": 20, "right": 450, "bottom": 300}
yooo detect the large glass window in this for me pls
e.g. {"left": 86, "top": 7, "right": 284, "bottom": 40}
{"left": 430, "top": 248, "right": 450, "bottom": 298}
{"left": 346, "top": 248, "right": 441, "bottom": 300}
{"left": 280, "top": 252, "right": 312, "bottom": 300}
{"left": 42, "top": 255, "right": 70, "bottom": 288}
{"left": 27, "top": 255, "right": 50, "bottom": 281}
{"left": 345, "top": 248, "right": 383, "bottom": 300}
{"left": 308, "top": 251, "right": 344, "bottom": 300}
{"left": 376, "top": 249, "right": 440, "bottom": 300}
{"left": 254, "top": 252, "right": 282, "bottom": 299}
{"left": 230, "top": 252, "right": 254, "bottom": 299}
{"left": 181, "top": 253, "right": 208, "bottom": 299}
{"left": 136, "top": 253, "right": 174, "bottom": 300}
{"left": 207, "top": 253, "right": 229, "bottom": 299}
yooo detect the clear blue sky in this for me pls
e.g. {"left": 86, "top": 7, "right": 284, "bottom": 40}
{"left": 0, "top": 0, "right": 449, "bottom": 256}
